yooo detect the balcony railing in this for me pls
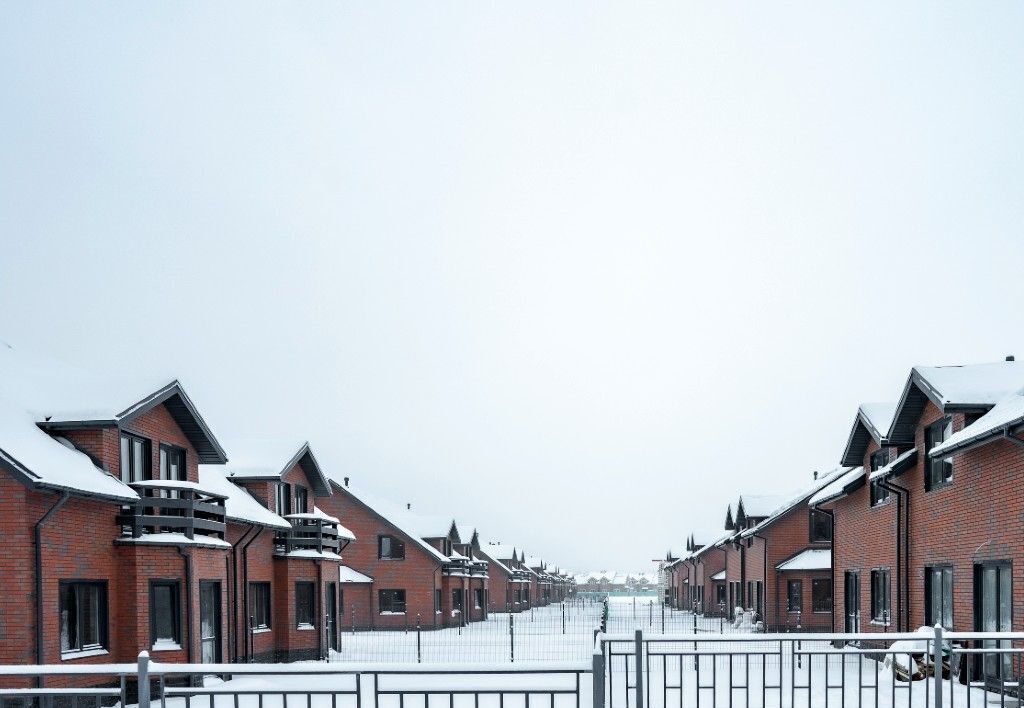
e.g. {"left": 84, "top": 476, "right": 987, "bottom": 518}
{"left": 443, "top": 556, "right": 470, "bottom": 576}
{"left": 470, "top": 560, "right": 489, "bottom": 577}
{"left": 117, "top": 480, "right": 228, "bottom": 542}
{"left": 275, "top": 513, "right": 346, "bottom": 555}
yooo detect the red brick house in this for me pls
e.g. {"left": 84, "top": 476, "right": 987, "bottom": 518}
{"left": 477, "top": 544, "right": 532, "bottom": 611}
{"left": 717, "top": 494, "right": 787, "bottom": 619}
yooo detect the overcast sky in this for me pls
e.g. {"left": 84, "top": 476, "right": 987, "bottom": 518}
{"left": 2, "top": 3, "right": 1023, "bottom": 571}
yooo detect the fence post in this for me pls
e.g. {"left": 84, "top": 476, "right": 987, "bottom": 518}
{"left": 593, "top": 636, "right": 606, "bottom": 708}
{"left": 933, "top": 624, "right": 944, "bottom": 708}
{"left": 510, "top": 612, "right": 515, "bottom": 663}
{"left": 416, "top": 615, "right": 422, "bottom": 663}
{"left": 634, "top": 630, "right": 644, "bottom": 708}
{"left": 137, "top": 651, "right": 151, "bottom": 708}
{"left": 563, "top": 602, "right": 566, "bottom": 635}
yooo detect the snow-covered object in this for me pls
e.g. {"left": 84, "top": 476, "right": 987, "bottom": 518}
{"left": 740, "top": 467, "right": 851, "bottom": 538}
{"left": 911, "top": 362, "right": 1024, "bottom": 408}
{"left": 118, "top": 532, "right": 231, "bottom": 549}
{"left": 0, "top": 395, "right": 138, "bottom": 501}
{"left": 809, "top": 467, "right": 864, "bottom": 506}
{"left": 882, "top": 627, "right": 947, "bottom": 681}
{"left": 775, "top": 549, "right": 830, "bottom": 571}
{"left": 339, "top": 566, "right": 373, "bottom": 583}
{"left": 930, "top": 387, "right": 1024, "bottom": 457}
{"left": 710, "top": 570, "right": 726, "bottom": 581}
{"left": 867, "top": 448, "right": 917, "bottom": 482}
{"left": 858, "top": 402, "right": 898, "bottom": 440}
{"left": 738, "top": 494, "right": 790, "bottom": 519}
{"left": 199, "top": 466, "right": 291, "bottom": 529}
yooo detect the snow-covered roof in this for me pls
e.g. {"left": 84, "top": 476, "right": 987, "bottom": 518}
{"left": 0, "top": 341, "right": 226, "bottom": 464}
{"left": 710, "top": 570, "right": 726, "bottom": 581}
{"left": 809, "top": 466, "right": 865, "bottom": 506}
{"left": 866, "top": 448, "right": 917, "bottom": 482}
{"left": 841, "top": 402, "right": 898, "bottom": 466}
{"left": 0, "top": 396, "right": 139, "bottom": 502}
{"left": 198, "top": 465, "right": 291, "bottom": 529}
{"left": 930, "top": 388, "right": 1024, "bottom": 457}
{"left": 738, "top": 494, "right": 789, "bottom": 519}
{"left": 221, "top": 439, "right": 331, "bottom": 496}
{"left": 776, "top": 549, "right": 830, "bottom": 571}
{"left": 476, "top": 546, "right": 513, "bottom": 575}
{"left": 282, "top": 549, "right": 342, "bottom": 561}
{"left": 118, "top": 532, "right": 231, "bottom": 549}
{"left": 339, "top": 565, "right": 373, "bottom": 583}
{"left": 739, "top": 467, "right": 850, "bottom": 538}
{"left": 327, "top": 478, "right": 450, "bottom": 563}
{"left": 483, "top": 543, "right": 518, "bottom": 561}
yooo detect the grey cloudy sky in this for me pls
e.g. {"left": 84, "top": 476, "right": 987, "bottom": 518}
{"left": 2, "top": 3, "right": 1023, "bottom": 571}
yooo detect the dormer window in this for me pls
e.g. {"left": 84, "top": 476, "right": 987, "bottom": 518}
{"left": 120, "top": 433, "right": 150, "bottom": 483}
{"left": 925, "top": 417, "right": 953, "bottom": 490}
{"left": 294, "top": 486, "right": 308, "bottom": 514}
{"left": 276, "top": 482, "right": 292, "bottom": 515}
{"left": 869, "top": 449, "right": 890, "bottom": 506}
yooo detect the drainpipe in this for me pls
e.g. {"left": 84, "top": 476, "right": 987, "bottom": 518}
{"left": 240, "top": 526, "right": 263, "bottom": 662}
{"left": 316, "top": 560, "right": 323, "bottom": 660}
{"left": 751, "top": 532, "right": 769, "bottom": 628}
{"left": 816, "top": 507, "right": 836, "bottom": 632}
{"left": 879, "top": 478, "right": 909, "bottom": 632}
{"left": 720, "top": 547, "right": 729, "bottom": 616}
{"left": 176, "top": 546, "right": 194, "bottom": 663}
{"left": 35, "top": 491, "right": 70, "bottom": 685}
{"left": 432, "top": 564, "right": 442, "bottom": 629}
{"left": 232, "top": 525, "right": 259, "bottom": 662}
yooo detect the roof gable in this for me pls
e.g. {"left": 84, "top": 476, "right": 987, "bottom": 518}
{"left": 840, "top": 403, "right": 896, "bottom": 467}
{"left": 224, "top": 440, "right": 331, "bottom": 496}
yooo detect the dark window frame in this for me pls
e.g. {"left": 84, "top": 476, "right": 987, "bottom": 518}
{"left": 295, "top": 582, "right": 316, "bottom": 628}
{"left": 809, "top": 509, "right": 833, "bottom": 542}
{"left": 378, "top": 535, "right": 406, "bottom": 560}
{"left": 294, "top": 486, "right": 309, "bottom": 514}
{"left": 474, "top": 588, "right": 485, "bottom": 609}
{"left": 924, "top": 416, "right": 954, "bottom": 491}
{"left": 276, "top": 482, "right": 292, "bottom": 516}
{"left": 870, "top": 568, "right": 891, "bottom": 623}
{"left": 119, "top": 433, "right": 151, "bottom": 484}
{"left": 149, "top": 579, "right": 182, "bottom": 647}
{"left": 158, "top": 443, "right": 187, "bottom": 482}
{"left": 869, "top": 449, "right": 891, "bottom": 506}
{"left": 786, "top": 580, "right": 803, "bottom": 613}
{"left": 379, "top": 589, "right": 407, "bottom": 614}
{"left": 250, "top": 582, "right": 271, "bottom": 630}
{"left": 59, "top": 580, "right": 109, "bottom": 654}
{"left": 924, "top": 565, "right": 953, "bottom": 629}
{"left": 812, "top": 578, "right": 833, "bottom": 613}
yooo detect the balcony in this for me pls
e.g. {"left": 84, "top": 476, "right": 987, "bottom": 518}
{"left": 275, "top": 511, "right": 352, "bottom": 557}
{"left": 117, "top": 480, "right": 228, "bottom": 543}
{"left": 443, "top": 553, "right": 470, "bottom": 577}
{"left": 469, "top": 559, "right": 489, "bottom": 578}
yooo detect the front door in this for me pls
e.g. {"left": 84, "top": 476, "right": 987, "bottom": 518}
{"left": 199, "top": 581, "right": 222, "bottom": 664}
{"left": 844, "top": 572, "right": 860, "bottom": 633}
{"left": 975, "top": 563, "right": 1012, "bottom": 682}
{"left": 326, "top": 583, "right": 338, "bottom": 651}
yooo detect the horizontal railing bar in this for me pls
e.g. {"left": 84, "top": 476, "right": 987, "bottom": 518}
{"left": 0, "top": 665, "right": 139, "bottom": 676}
{"left": 0, "top": 689, "right": 123, "bottom": 696}
{"left": 150, "top": 662, "right": 591, "bottom": 674}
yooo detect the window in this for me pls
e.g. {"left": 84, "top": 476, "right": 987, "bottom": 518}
{"left": 250, "top": 582, "right": 271, "bottom": 630}
{"left": 925, "top": 417, "right": 954, "bottom": 490}
{"left": 869, "top": 449, "right": 890, "bottom": 506}
{"left": 523, "top": 588, "right": 530, "bottom": 604}
{"left": 787, "top": 580, "right": 803, "bottom": 612}
{"left": 119, "top": 434, "right": 149, "bottom": 483}
{"left": 812, "top": 579, "right": 832, "bottom": 613}
{"left": 474, "top": 588, "right": 485, "bottom": 609}
{"left": 925, "top": 566, "right": 953, "bottom": 629}
{"left": 60, "top": 581, "right": 108, "bottom": 654}
{"left": 716, "top": 584, "right": 727, "bottom": 606}
{"left": 276, "top": 482, "right": 292, "bottom": 515}
{"left": 159, "top": 444, "right": 186, "bottom": 482}
{"left": 294, "top": 486, "right": 308, "bottom": 514}
{"left": 295, "top": 582, "right": 315, "bottom": 628}
{"left": 435, "top": 589, "right": 442, "bottom": 612}
{"left": 379, "top": 589, "right": 406, "bottom": 614}
{"left": 452, "top": 589, "right": 464, "bottom": 612}
{"left": 513, "top": 588, "right": 521, "bottom": 604}
{"left": 870, "top": 569, "right": 891, "bottom": 623}
{"left": 378, "top": 535, "right": 405, "bottom": 559}
{"left": 150, "top": 580, "right": 181, "bottom": 648}
{"left": 809, "top": 510, "right": 832, "bottom": 542}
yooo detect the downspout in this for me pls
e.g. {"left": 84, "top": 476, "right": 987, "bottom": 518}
{"left": 315, "top": 560, "right": 323, "bottom": 660}
{"left": 879, "top": 478, "right": 909, "bottom": 632}
{"left": 752, "top": 532, "right": 769, "bottom": 628}
{"left": 231, "top": 525, "right": 259, "bottom": 663}
{"left": 432, "top": 564, "right": 442, "bottom": 629}
{"left": 720, "top": 547, "right": 729, "bottom": 615}
{"left": 239, "top": 526, "right": 263, "bottom": 662}
{"left": 176, "top": 546, "right": 194, "bottom": 664}
{"left": 816, "top": 507, "right": 836, "bottom": 632}
{"left": 36, "top": 491, "right": 70, "bottom": 685}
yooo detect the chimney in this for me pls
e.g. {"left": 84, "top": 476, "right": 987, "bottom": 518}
{"left": 343, "top": 476, "right": 349, "bottom": 487}
{"left": 813, "top": 470, "right": 818, "bottom": 480}
{"left": 1007, "top": 355, "right": 1015, "bottom": 362}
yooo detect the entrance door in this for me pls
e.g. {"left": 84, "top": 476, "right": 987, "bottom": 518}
{"left": 844, "top": 572, "right": 861, "bottom": 633}
{"left": 326, "top": 583, "right": 338, "bottom": 652}
{"left": 975, "top": 563, "right": 1012, "bottom": 682}
{"left": 199, "top": 581, "right": 222, "bottom": 664}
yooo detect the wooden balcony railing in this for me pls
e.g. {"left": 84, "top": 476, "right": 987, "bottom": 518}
{"left": 275, "top": 513, "right": 346, "bottom": 555}
{"left": 117, "top": 480, "right": 228, "bottom": 542}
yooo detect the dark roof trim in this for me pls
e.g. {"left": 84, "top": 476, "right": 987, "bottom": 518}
{"left": 0, "top": 448, "right": 135, "bottom": 504}
{"left": 290, "top": 443, "right": 332, "bottom": 497}
{"left": 810, "top": 472, "right": 867, "bottom": 508}
{"left": 840, "top": 409, "right": 887, "bottom": 467}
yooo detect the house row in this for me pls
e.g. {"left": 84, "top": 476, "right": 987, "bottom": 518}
{"left": 0, "top": 343, "right": 573, "bottom": 675}
{"left": 573, "top": 570, "right": 658, "bottom": 594}
{"left": 665, "top": 355, "right": 1024, "bottom": 655}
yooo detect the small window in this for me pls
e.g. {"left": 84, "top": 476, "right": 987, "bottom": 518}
{"left": 812, "top": 578, "right": 833, "bottom": 613}
{"left": 276, "top": 482, "right": 292, "bottom": 515}
{"left": 378, "top": 535, "right": 405, "bottom": 560}
{"left": 119, "top": 434, "right": 150, "bottom": 483}
{"left": 869, "top": 449, "right": 890, "bottom": 506}
{"left": 787, "top": 580, "right": 803, "bottom": 612}
{"left": 925, "top": 417, "right": 954, "bottom": 490}
{"left": 150, "top": 580, "right": 181, "bottom": 648}
{"left": 523, "top": 588, "right": 530, "bottom": 603}
{"left": 716, "top": 584, "right": 727, "bottom": 606}
{"left": 250, "top": 582, "right": 271, "bottom": 630}
{"left": 295, "top": 582, "right": 315, "bottom": 628}
{"left": 475, "top": 588, "right": 485, "bottom": 609}
{"left": 294, "top": 486, "right": 309, "bottom": 514}
{"left": 159, "top": 445, "right": 186, "bottom": 482}
{"left": 379, "top": 589, "right": 406, "bottom": 614}
{"left": 809, "top": 509, "right": 832, "bottom": 542}
{"left": 870, "top": 569, "right": 891, "bottom": 623}
{"left": 452, "top": 589, "right": 464, "bottom": 612}
{"left": 434, "top": 589, "right": 442, "bottom": 612}
{"left": 60, "top": 581, "right": 108, "bottom": 653}
{"left": 513, "top": 588, "right": 521, "bottom": 604}
{"left": 925, "top": 566, "right": 953, "bottom": 629}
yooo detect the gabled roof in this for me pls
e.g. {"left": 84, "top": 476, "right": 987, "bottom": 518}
{"left": 736, "top": 494, "right": 788, "bottom": 525}
{"left": 776, "top": 548, "right": 830, "bottom": 571}
{"left": 0, "top": 342, "right": 226, "bottom": 464}
{"left": 327, "top": 477, "right": 450, "bottom": 563}
{"left": 929, "top": 388, "right": 1024, "bottom": 458}
{"left": 739, "top": 467, "right": 851, "bottom": 538}
{"left": 223, "top": 440, "right": 331, "bottom": 496}
{"left": 809, "top": 466, "right": 866, "bottom": 506}
{"left": 840, "top": 402, "right": 897, "bottom": 467}
{"left": 889, "top": 362, "right": 1024, "bottom": 444}
{"left": 866, "top": 448, "right": 917, "bottom": 482}
{"left": 198, "top": 465, "right": 290, "bottom": 529}
{"left": 483, "top": 543, "right": 518, "bottom": 562}
{"left": 0, "top": 395, "right": 139, "bottom": 502}
{"left": 475, "top": 545, "right": 513, "bottom": 575}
